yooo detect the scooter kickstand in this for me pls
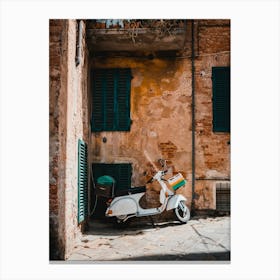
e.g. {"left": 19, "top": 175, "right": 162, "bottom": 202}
{"left": 149, "top": 216, "right": 155, "bottom": 228}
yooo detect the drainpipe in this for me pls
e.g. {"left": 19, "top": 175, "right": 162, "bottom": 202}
{"left": 75, "top": 20, "right": 83, "bottom": 66}
{"left": 191, "top": 20, "right": 196, "bottom": 213}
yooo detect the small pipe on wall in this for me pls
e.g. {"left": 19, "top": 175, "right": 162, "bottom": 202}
{"left": 191, "top": 20, "right": 196, "bottom": 212}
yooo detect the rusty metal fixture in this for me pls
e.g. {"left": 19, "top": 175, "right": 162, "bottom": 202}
{"left": 89, "top": 19, "right": 186, "bottom": 44}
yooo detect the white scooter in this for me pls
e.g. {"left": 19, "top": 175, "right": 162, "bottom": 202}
{"left": 105, "top": 159, "right": 190, "bottom": 225}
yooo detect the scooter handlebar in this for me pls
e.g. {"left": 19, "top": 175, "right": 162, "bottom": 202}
{"left": 146, "top": 164, "right": 168, "bottom": 184}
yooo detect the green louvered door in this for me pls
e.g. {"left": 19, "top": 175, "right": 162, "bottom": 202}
{"left": 92, "top": 163, "right": 132, "bottom": 196}
{"left": 91, "top": 68, "right": 131, "bottom": 132}
{"left": 78, "top": 139, "right": 88, "bottom": 224}
{"left": 212, "top": 67, "right": 230, "bottom": 132}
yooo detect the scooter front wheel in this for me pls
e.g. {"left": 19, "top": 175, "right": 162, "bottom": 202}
{"left": 174, "top": 200, "right": 190, "bottom": 223}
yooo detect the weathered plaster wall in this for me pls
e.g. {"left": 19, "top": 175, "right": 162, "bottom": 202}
{"left": 64, "top": 20, "right": 90, "bottom": 259}
{"left": 49, "top": 19, "right": 89, "bottom": 260}
{"left": 91, "top": 57, "right": 193, "bottom": 209}
{"left": 194, "top": 20, "right": 230, "bottom": 209}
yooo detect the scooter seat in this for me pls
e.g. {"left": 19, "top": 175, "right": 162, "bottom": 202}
{"left": 116, "top": 186, "right": 146, "bottom": 196}
{"left": 128, "top": 186, "right": 146, "bottom": 194}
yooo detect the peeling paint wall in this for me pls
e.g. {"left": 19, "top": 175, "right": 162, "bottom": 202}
{"left": 91, "top": 57, "right": 193, "bottom": 210}
{"left": 64, "top": 20, "right": 90, "bottom": 259}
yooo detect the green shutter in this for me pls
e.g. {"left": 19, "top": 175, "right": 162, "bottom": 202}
{"left": 91, "top": 68, "right": 131, "bottom": 132}
{"left": 117, "top": 69, "right": 131, "bottom": 131}
{"left": 212, "top": 67, "right": 230, "bottom": 132}
{"left": 92, "top": 163, "right": 132, "bottom": 195}
{"left": 105, "top": 69, "right": 115, "bottom": 130}
{"left": 78, "top": 139, "right": 88, "bottom": 224}
{"left": 91, "top": 70, "right": 104, "bottom": 132}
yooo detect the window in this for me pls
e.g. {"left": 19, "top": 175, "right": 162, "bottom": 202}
{"left": 212, "top": 67, "right": 230, "bottom": 132}
{"left": 91, "top": 68, "right": 132, "bottom": 132}
{"left": 77, "top": 139, "right": 88, "bottom": 224}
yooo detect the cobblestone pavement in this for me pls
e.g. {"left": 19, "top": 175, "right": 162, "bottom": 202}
{"left": 67, "top": 216, "right": 230, "bottom": 262}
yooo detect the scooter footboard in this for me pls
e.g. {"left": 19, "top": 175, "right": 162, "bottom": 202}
{"left": 166, "top": 194, "right": 187, "bottom": 211}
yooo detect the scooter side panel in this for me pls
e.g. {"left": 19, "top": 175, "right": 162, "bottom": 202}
{"left": 107, "top": 193, "right": 144, "bottom": 216}
{"left": 166, "top": 194, "right": 187, "bottom": 211}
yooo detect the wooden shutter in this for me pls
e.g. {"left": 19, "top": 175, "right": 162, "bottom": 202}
{"left": 105, "top": 69, "right": 115, "bottom": 130}
{"left": 78, "top": 139, "right": 88, "bottom": 224}
{"left": 117, "top": 69, "right": 131, "bottom": 131}
{"left": 91, "top": 70, "right": 104, "bottom": 131}
{"left": 91, "top": 68, "right": 131, "bottom": 131}
{"left": 212, "top": 67, "right": 230, "bottom": 132}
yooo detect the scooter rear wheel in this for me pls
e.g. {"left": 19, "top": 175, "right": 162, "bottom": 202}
{"left": 174, "top": 200, "right": 190, "bottom": 223}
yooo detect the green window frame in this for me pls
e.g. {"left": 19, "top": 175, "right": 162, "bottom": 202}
{"left": 77, "top": 139, "right": 88, "bottom": 224}
{"left": 212, "top": 67, "right": 230, "bottom": 132}
{"left": 91, "top": 68, "right": 132, "bottom": 132}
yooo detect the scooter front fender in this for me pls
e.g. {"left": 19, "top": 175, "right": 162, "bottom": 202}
{"left": 166, "top": 194, "right": 187, "bottom": 211}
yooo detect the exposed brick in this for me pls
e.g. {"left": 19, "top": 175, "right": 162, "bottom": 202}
{"left": 49, "top": 19, "right": 66, "bottom": 260}
{"left": 50, "top": 19, "right": 64, "bottom": 26}
{"left": 198, "top": 19, "right": 230, "bottom": 26}
{"left": 158, "top": 141, "right": 178, "bottom": 159}
{"left": 198, "top": 26, "right": 230, "bottom": 54}
{"left": 50, "top": 45, "right": 61, "bottom": 57}
{"left": 50, "top": 184, "right": 57, "bottom": 195}
{"left": 50, "top": 55, "right": 61, "bottom": 67}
